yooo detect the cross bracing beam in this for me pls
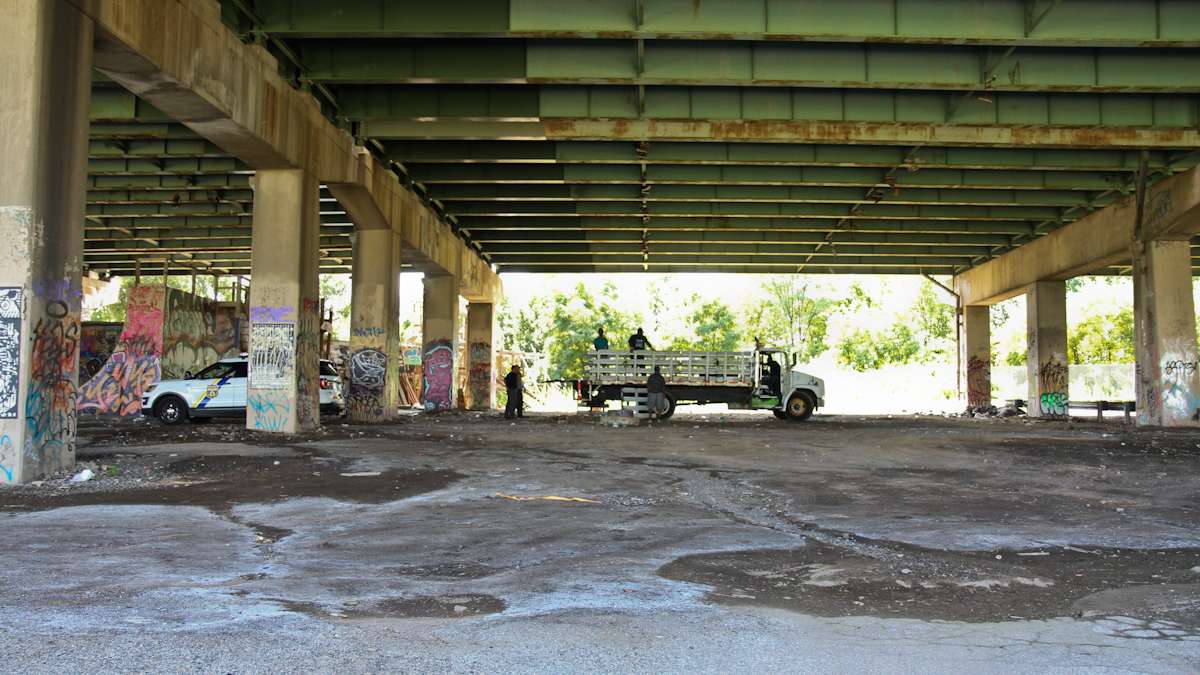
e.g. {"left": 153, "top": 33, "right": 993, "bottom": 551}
{"left": 247, "top": 0, "right": 1200, "bottom": 47}
{"left": 88, "top": 158, "right": 251, "bottom": 175}
{"left": 466, "top": 229, "right": 1015, "bottom": 247}
{"left": 299, "top": 41, "right": 1200, "bottom": 94}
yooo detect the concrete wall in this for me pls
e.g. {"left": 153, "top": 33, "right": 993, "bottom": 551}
{"left": 161, "top": 288, "right": 241, "bottom": 380}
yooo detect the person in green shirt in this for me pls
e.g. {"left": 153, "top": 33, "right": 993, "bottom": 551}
{"left": 593, "top": 327, "right": 610, "bottom": 350}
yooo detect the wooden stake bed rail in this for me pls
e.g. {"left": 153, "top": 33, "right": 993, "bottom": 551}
{"left": 586, "top": 350, "right": 756, "bottom": 387}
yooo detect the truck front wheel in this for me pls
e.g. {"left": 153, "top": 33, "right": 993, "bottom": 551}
{"left": 784, "top": 391, "right": 816, "bottom": 421}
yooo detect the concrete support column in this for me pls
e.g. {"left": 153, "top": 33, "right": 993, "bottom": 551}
{"left": 1133, "top": 240, "right": 1200, "bottom": 426}
{"left": 246, "top": 170, "right": 321, "bottom": 433}
{"left": 347, "top": 229, "right": 401, "bottom": 422}
{"left": 421, "top": 275, "right": 460, "bottom": 412}
{"left": 465, "top": 303, "right": 496, "bottom": 411}
{"left": 961, "top": 305, "right": 991, "bottom": 409}
{"left": 0, "top": 1, "right": 92, "bottom": 483}
{"left": 1026, "top": 280, "right": 1069, "bottom": 418}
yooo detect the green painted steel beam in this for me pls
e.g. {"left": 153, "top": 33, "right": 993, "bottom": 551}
{"left": 458, "top": 215, "right": 1036, "bottom": 235}
{"left": 86, "top": 203, "right": 252, "bottom": 218}
{"left": 492, "top": 253, "right": 967, "bottom": 266}
{"left": 87, "top": 189, "right": 256, "bottom": 204}
{"left": 426, "top": 183, "right": 1109, "bottom": 208}
{"left": 389, "top": 140, "right": 1196, "bottom": 173}
{"left": 346, "top": 85, "right": 1200, "bottom": 133}
{"left": 407, "top": 163, "right": 1130, "bottom": 190}
{"left": 443, "top": 200, "right": 1058, "bottom": 220}
{"left": 87, "top": 174, "right": 252, "bottom": 190}
{"left": 84, "top": 225, "right": 352, "bottom": 240}
{"left": 467, "top": 229, "right": 1013, "bottom": 247}
{"left": 88, "top": 158, "right": 251, "bottom": 175}
{"left": 90, "top": 88, "right": 170, "bottom": 122}
{"left": 482, "top": 242, "right": 986, "bottom": 256}
{"left": 89, "top": 139, "right": 232, "bottom": 158}
{"left": 251, "top": 0, "right": 1200, "bottom": 47}
{"left": 302, "top": 41, "right": 1200, "bottom": 93}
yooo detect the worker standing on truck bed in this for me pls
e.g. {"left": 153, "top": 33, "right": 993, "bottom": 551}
{"left": 504, "top": 365, "right": 524, "bottom": 419}
{"left": 647, "top": 366, "right": 667, "bottom": 420}
{"left": 628, "top": 328, "right": 653, "bottom": 351}
{"left": 593, "top": 327, "right": 609, "bottom": 350}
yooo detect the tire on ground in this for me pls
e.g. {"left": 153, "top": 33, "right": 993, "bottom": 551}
{"left": 155, "top": 396, "right": 189, "bottom": 425}
{"left": 785, "top": 390, "right": 817, "bottom": 422}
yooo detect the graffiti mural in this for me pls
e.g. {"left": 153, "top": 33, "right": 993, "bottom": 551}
{"left": 248, "top": 392, "right": 292, "bottom": 432}
{"left": 965, "top": 355, "right": 990, "bottom": 408}
{"left": 249, "top": 323, "right": 295, "bottom": 390}
{"left": 0, "top": 288, "right": 23, "bottom": 419}
{"left": 294, "top": 298, "right": 320, "bottom": 429}
{"left": 79, "top": 323, "right": 122, "bottom": 381}
{"left": 160, "top": 289, "right": 239, "bottom": 379}
{"left": 26, "top": 300, "right": 79, "bottom": 469}
{"left": 1036, "top": 357, "right": 1069, "bottom": 417}
{"left": 422, "top": 340, "right": 454, "bottom": 412}
{"left": 78, "top": 285, "right": 165, "bottom": 416}
{"left": 347, "top": 347, "right": 387, "bottom": 420}
{"left": 467, "top": 341, "right": 492, "bottom": 409}
{"left": 0, "top": 433, "right": 14, "bottom": 482}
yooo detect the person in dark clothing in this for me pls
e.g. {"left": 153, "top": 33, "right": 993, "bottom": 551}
{"left": 766, "top": 356, "right": 782, "bottom": 397}
{"left": 647, "top": 365, "right": 667, "bottom": 419}
{"left": 593, "top": 328, "right": 610, "bottom": 350}
{"left": 504, "top": 365, "right": 525, "bottom": 419}
{"left": 627, "top": 328, "right": 653, "bottom": 351}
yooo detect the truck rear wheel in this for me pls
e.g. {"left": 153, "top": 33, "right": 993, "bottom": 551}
{"left": 657, "top": 395, "right": 676, "bottom": 420}
{"left": 785, "top": 391, "right": 816, "bottom": 421}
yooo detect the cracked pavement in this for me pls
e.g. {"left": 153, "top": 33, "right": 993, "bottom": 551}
{"left": 1, "top": 412, "right": 1199, "bottom": 673}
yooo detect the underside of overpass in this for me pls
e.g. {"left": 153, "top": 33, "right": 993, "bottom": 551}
{"left": 82, "top": 0, "right": 1200, "bottom": 276}
{"left": 2, "top": 0, "right": 1200, "bottom": 485}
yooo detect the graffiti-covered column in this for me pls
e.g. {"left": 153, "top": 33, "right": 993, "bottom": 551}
{"left": 246, "top": 170, "right": 321, "bottom": 433}
{"left": 421, "top": 274, "right": 460, "bottom": 412}
{"left": 348, "top": 228, "right": 400, "bottom": 422}
{"left": 961, "top": 305, "right": 991, "bottom": 409}
{"left": 0, "top": 1, "right": 92, "bottom": 482}
{"left": 1026, "top": 280, "right": 1068, "bottom": 418}
{"left": 465, "top": 303, "right": 495, "bottom": 411}
{"left": 1133, "top": 239, "right": 1200, "bottom": 426}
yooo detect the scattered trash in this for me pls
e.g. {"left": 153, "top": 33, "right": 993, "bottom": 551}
{"left": 273, "top": 460, "right": 281, "bottom": 466}
{"left": 1063, "top": 545, "right": 1096, "bottom": 554}
{"left": 494, "top": 492, "right": 600, "bottom": 504}
{"left": 453, "top": 605, "right": 468, "bottom": 613}
{"left": 70, "top": 468, "right": 94, "bottom": 483}
{"left": 1017, "top": 551, "right": 1050, "bottom": 557}
{"left": 340, "top": 472, "right": 382, "bottom": 478}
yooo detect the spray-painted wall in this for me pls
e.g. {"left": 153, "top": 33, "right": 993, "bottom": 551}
{"left": 78, "top": 285, "right": 164, "bottom": 416}
{"left": 161, "top": 288, "right": 241, "bottom": 380}
{"left": 78, "top": 286, "right": 243, "bottom": 416}
{"left": 79, "top": 322, "right": 122, "bottom": 382}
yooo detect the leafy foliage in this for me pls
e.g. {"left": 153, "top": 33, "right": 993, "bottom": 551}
{"left": 836, "top": 324, "right": 921, "bottom": 371}
{"left": 742, "top": 277, "right": 839, "bottom": 362}
{"left": 668, "top": 298, "right": 741, "bottom": 352}
{"left": 1068, "top": 308, "right": 1135, "bottom": 364}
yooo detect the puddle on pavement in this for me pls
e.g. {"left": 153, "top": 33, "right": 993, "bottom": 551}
{"left": 658, "top": 541, "right": 1200, "bottom": 632}
{"left": 382, "top": 562, "right": 500, "bottom": 579}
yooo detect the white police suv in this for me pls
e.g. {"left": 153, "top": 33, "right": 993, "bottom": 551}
{"left": 141, "top": 355, "right": 344, "bottom": 424}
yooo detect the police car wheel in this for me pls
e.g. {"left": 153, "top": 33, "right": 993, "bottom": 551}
{"left": 155, "top": 396, "right": 189, "bottom": 425}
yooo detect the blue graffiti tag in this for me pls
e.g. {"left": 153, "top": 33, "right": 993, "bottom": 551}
{"left": 248, "top": 393, "right": 291, "bottom": 431}
{"left": 0, "top": 433, "right": 14, "bottom": 481}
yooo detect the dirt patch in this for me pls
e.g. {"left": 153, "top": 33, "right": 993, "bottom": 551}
{"left": 0, "top": 454, "right": 462, "bottom": 516}
{"left": 381, "top": 562, "right": 500, "bottom": 580}
{"left": 272, "top": 594, "right": 506, "bottom": 619}
{"left": 659, "top": 542, "right": 1200, "bottom": 630}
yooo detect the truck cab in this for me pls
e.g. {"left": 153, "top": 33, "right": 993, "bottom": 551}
{"left": 754, "top": 348, "right": 826, "bottom": 421}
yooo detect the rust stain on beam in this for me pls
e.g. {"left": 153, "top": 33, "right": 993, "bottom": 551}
{"left": 540, "top": 119, "right": 1198, "bottom": 149}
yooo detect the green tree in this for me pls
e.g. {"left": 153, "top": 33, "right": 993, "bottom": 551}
{"left": 743, "top": 277, "right": 840, "bottom": 362}
{"left": 911, "top": 281, "right": 956, "bottom": 362}
{"left": 1069, "top": 308, "right": 1135, "bottom": 364}
{"left": 500, "top": 283, "right": 641, "bottom": 380}
{"left": 836, "top": 324, "right": 921, "bottom": 372}
{"left": 669, "top": 298, "right": 741, "bottom": 351}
